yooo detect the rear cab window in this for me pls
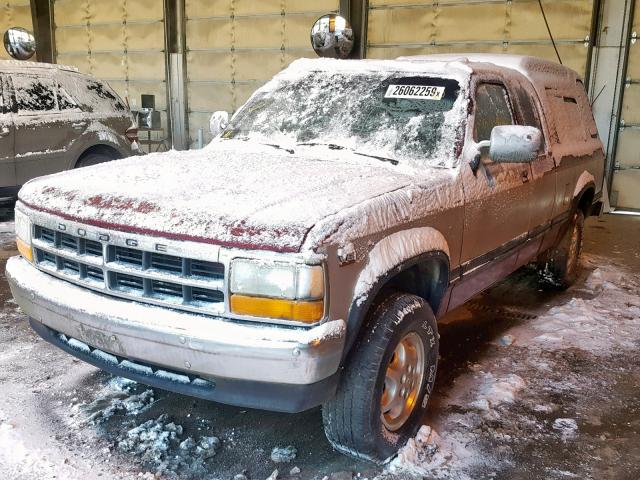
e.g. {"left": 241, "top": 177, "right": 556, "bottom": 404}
{"left": 546, "top": 88, "right": 588, "bottom": 145}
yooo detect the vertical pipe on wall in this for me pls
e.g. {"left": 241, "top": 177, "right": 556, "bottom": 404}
{"left": 164, "top": 0, "right": 189, "bottom": 150}
{"left": 30, "top": 0, "right": 55, "bottom": 63}
{"left": 341, "top": 0, "right": 367, "bottom": 59}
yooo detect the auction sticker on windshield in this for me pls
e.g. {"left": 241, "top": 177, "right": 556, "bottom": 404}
{"left": 384, "top": 85, "right": 445, "bottom": 100}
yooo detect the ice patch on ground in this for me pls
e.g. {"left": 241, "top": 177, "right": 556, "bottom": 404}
{"left": 271, "top": 445, "right": 297, "bottom": 463}
{"left": 552, "top": 418, "right": 578, "bottom": 441}
{"left": 80, "top": 376, "right": 155, "bottom": 425}
{"left": 117, "top": 413, "right": 220, "bottom": 476}
{"left": 387, "top": 426, "right": 467, "bottom": 479}
{"left": 471, "top": 373, "right": 526, "bottom": 416}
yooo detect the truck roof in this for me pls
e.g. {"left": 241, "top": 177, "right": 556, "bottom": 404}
{"left": 0, "top": 59, "right": 79, "bottom": 74}
{"left": 397, "top": 54, "right": 581, "bottom": 90}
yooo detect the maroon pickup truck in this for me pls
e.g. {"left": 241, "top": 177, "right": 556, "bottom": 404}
{"left": 7, "top": 54, "right": 604, "bottom": 462}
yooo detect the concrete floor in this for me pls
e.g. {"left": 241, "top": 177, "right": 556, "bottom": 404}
{"left": 0, "top": 213, "right": 639, "bottom": 479}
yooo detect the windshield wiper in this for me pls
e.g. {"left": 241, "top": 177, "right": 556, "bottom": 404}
{"left": 352, "top": 151, "right": 399, "bottom": 166}
{"left": 297, "top": 142, "right": 399, "bottom": 165}
{"left": 221, "top": 137, "right": 295, "bottom": 154}
{"left": 297, "top": 142, "right": 346, "bottom": 150}
{"left": 259, "top": 142, "right": 295, "bottom": 154}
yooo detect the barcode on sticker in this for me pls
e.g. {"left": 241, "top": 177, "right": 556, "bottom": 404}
{"left": 384, "top": 85, "right": 445, "bottom": 100}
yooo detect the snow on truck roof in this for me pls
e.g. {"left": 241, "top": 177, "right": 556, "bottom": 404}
{"left": 282, "top": 57, "right": 473, "bottom": 81}
{"left": 397, "top": 53, "right": 581, "bottom": 89}
{"left": 284, "top": 55, "right": 580, "bottom": 91}
{"left": 0, "top": 59, "right": 79, "bottom": 73}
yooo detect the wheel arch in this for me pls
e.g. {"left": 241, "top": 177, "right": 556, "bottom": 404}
{"left": 344, "top": 244, "right": 450, "bottom": 358}
{"left": 573, "top": 170, "right": 596, "bottom": 217}
{"left": 74, "top": 143, "right": 123, "bottom": 168}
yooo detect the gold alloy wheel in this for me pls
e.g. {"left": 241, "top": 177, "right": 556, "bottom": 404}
{"left": 381, "top": 331, "right": 425, "bottom": 431}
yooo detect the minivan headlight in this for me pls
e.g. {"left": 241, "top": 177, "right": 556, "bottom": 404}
{"left": 229, "top": 259, "right": 324, "bottom": 324}
{"left": 14, "top": 210, "right": 33, "bottom": 263}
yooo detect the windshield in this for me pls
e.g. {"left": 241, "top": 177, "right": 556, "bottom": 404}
{"left": 222, "top": 70, "right": 464, "bottom": 168}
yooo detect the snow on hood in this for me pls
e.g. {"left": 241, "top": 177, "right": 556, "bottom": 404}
{"left": 17, "top": 141, "right": 452, "bottom": 253}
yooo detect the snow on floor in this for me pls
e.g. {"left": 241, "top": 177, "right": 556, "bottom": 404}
{"left": 386, "top": 255, "right": 640, "bottom": 479}
{"left": 0, "top": 408, "right": 93, "bottom": 480}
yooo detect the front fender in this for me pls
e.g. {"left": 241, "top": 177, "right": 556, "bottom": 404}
{"left": 343, "top": 227, "right": 451, "bottom": 357}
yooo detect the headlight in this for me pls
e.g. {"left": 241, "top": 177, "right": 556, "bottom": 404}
{"left": 14, "top": 209, "right": 33, "bottom": 263}
{"left": 229, "top": 259, "right": 324, "bottom": 324}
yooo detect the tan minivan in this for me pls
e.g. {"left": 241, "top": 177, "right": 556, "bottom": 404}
{"left": 0, "top": 60, "right": 137, "bottom": 211}
{"left": 7, "top": 54, "right": 605, "bottom": 462}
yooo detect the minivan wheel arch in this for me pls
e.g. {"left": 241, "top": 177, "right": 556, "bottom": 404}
{"left": 74, "top": 144, "right": 122, "bottom": 168}
{"left": 343, "top": 250, "right": 450, "bottom": 360}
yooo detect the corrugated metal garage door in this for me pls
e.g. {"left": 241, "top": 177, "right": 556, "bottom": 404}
{"left": 184, "top": 0, "right": 339, "bottom": 148}
{"left": 366, "top": 0, "right": 594, "bottom": 77}
{"left": 53, "top": 0, "right": 168, "bottom": 140}
{"left": 611, "top": 3, "right": 640, "bottom": 210}
{"left": 0, "top": 1, "right": 33, "bottom": 60}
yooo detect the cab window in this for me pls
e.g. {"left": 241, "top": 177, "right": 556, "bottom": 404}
{"left": 512, "top": 82, "right": 546, "bottom": 150}
{"left": 474, "top": 83, "right": 514, "bottom": 142}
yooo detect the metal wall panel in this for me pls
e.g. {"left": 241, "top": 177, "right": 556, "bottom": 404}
{"left": 184, "top": 0, "right": 339, "bottom": 148}
{"left": 53, "top": 0, "right": 168, "bottom": 143}
{"left": 0, "top": 0, "right": 34, "bottom": 60}
{"left": 366, "top": 0, "right": 594, "bottom": 77}
{"left": 611, "top": 1, "right": 640, "bottom": 209}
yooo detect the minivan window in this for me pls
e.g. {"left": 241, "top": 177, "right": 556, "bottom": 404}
{"left": 474, "top": 83, "right": 514, "bottom": 142}
{"left": 57, "top": 74, "right": 126, "bottom": 113}
{"left": 57, "top": 85, "right": 79, "bottom": 110}
{"left": 12, "top": 76, "right": 57, "bottom": 113}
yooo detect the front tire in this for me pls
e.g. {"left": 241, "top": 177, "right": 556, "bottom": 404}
{"left": 539, "top": 209, "right": 585, "bottom": 289}
{"left": 322, "top": 293, "right": 439, "bottom": 462}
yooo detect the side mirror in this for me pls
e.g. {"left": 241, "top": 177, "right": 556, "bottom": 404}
{"left": 486, "top": 125, "right": 542, "bottom": 164}
{"left": 209, "top": 111, "right": 229, "bottom": 137}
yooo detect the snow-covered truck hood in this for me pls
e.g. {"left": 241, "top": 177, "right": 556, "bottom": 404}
{"left": 17, "top": 142, "right": 439, "bottom": 253}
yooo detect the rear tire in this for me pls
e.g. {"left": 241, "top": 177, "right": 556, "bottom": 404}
{"left": 75, "top": 153, "right": 113, "bottom": 168}
{"left": 322, "top": 293, "right": 439, "bottom": 462}
{"left": 538, "top": 209, "right": 585, "bottom": 289}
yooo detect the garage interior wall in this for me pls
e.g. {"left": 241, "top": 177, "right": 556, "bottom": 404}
{"left": 53, "top": 0, "right": 168, "bottom": 146}
{"left": 184, "top": 0, "right": 339, "bottom": 148}
{"left": 610, "top": 1, "right": 640, "bottom": 209}
{"left": 0, "top": 1, "right": 34, "bottom": 60}
{"left": 366, "top": 0, "right": 594, "bottom": 77}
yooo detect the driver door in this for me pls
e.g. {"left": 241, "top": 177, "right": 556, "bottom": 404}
{"left": 450, "top": 80, "right": 534, "bottom": 307}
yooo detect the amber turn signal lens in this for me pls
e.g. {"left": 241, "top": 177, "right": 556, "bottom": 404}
{"left": 230, "top": 295, "right": 324, "bottom": 323}
{"left": 16, "top": 238, "right": 33, "bottom": 263}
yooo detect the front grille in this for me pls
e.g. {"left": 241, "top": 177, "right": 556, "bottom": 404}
{"left": 32, "top": 225, "right": 225, "bottom": 314}
{"left": 113, "top": 246, "right": 143, "bottom": 267}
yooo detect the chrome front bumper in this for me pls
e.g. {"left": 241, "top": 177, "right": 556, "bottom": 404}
{"left": 6, "top": 256, "right": 346, "bottom": 387}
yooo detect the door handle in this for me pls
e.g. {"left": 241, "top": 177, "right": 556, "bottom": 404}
{"left": 72, "top": 122, "right": 87, "bottom": 129}
{"left": 521, "top": 170, "right": 530, "bottom": 183}
{"left": 0, "top": 127, "right": 9, "bottom": 137}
